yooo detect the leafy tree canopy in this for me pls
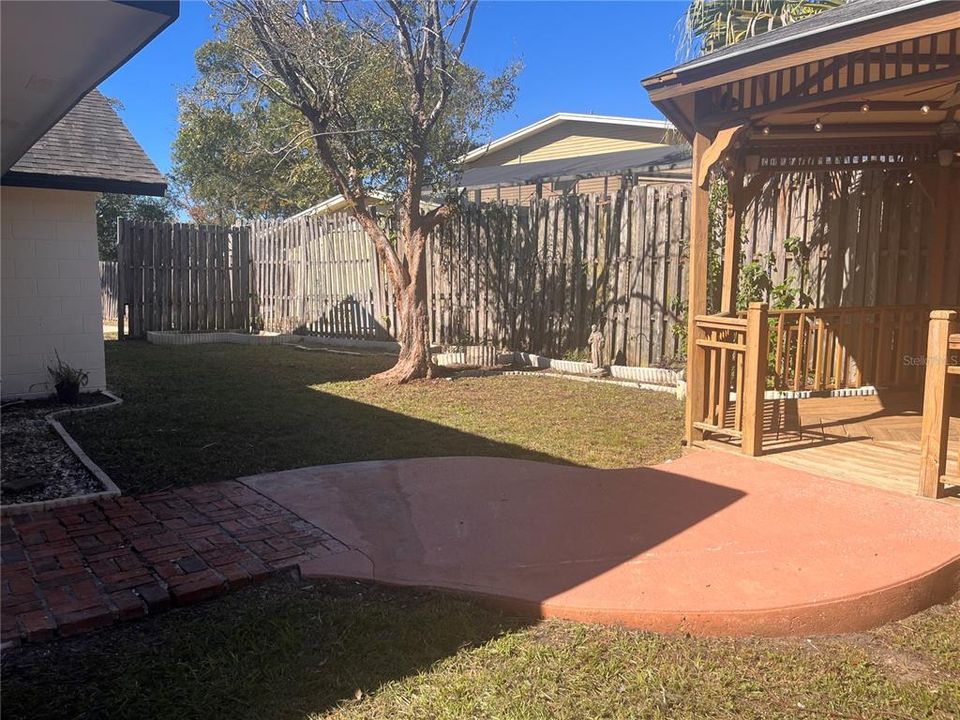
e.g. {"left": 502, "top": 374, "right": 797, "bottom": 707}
{"left": 172, "top": 39, "right": 334, "bottom": 224}
{"left": 96, "top": 193, "right": 176, "bottom": 261}
{"left": 199, "top": 1, "right": 517, "bottom": 210}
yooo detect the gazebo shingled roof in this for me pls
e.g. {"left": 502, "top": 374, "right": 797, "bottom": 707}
{"left": 643, "top": 0, "right": 960, "bottom": 142}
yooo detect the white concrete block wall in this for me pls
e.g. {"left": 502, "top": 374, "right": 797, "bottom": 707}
{"left": 1, "top": 187, "right": 106, "bottom": 399}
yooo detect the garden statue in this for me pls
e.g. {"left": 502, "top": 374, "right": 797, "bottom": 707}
{"left": 588, "top": 324, "right": 605, "bottom": 369}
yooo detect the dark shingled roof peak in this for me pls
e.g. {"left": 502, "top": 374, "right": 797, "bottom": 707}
{"left": 2, "top": 89, "right": 166, "bottom": 196}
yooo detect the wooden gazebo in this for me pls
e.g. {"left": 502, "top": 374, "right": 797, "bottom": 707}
{"left": 643, "top": 0, "right": 960, "bottom": 498}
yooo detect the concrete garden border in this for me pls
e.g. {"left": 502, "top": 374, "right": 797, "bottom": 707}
{"left": 513, "top": 352, "right": 682, "bottom": 387}
{"left": 434, "top": 350, "right": 684, "bottom": 394}
{"left": 1, "top": 391, "right": 124, "bottom": 516}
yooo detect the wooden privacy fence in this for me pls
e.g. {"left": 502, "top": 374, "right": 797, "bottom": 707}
{"left": 249, "top": 214, "right": 386, "bottom": 338}
{"left": 116, "top": 219, "right": 250, "bottom": 338}
{"left": 739, "top": 171, "right": 960, "bottom": 310}
{"left": 245, "top": 170, "right": 958, "bottom": 367}
{"left": 247, "top": 185, "right": 690, "bottom": 366}
{"left": 427, "top": 186, "right": 688, "bottom": 366}
{"left": 99, "top": 261, "right": 118, "bottom": 321}
{"left": 117, "top": 169, "right": 959, "bottom": 367}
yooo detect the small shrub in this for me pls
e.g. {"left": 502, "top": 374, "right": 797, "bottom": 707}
{"left": 561, "top": 347, "right": 591, "bottom": 363}
{"left": 46, "top": 350, "right": 89, "bottom": 404}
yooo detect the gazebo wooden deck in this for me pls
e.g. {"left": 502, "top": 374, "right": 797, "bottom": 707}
{"left": 702, "top": 391, "right": 960, "bottom": 500}
{"left": 643, "top": 1, "right": 960, "bottom": 499}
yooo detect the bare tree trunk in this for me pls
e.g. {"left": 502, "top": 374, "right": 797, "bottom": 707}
{"left": 373, "top": 244, "right": 434, "bottom": 383}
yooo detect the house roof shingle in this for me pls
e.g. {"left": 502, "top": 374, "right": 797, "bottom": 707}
{"left": 2, "top": 89, "right": 166, "bottom": 196}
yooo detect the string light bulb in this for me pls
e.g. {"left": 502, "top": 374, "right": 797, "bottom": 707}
{"left": 814, "top": 119, "right": 824, "bottom": 133}
{"left": 762, "top": 125, "right": 771, "bottom": 135}
{"left": 860, "top": 101, "right": 871, "bottom": 113}
{"left": 921, "top": 103, "right": 931, "bottom": 114}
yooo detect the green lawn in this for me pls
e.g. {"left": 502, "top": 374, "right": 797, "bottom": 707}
{"left": 2, "top": 577, "right": 957, "bottom": 720}
{"left": 64, "top": 340, "right": 684, "bottom": 494}
{"left": 14, "top": 340, "right": 957, "bottom": 719}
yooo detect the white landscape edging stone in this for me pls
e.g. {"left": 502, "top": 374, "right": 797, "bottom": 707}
{"left": 434, "top": 349, "right": 682, "bottom": 394}
{"left": 433, "top": 350, "right": 516, "bottom": 367}
{"left": 1, "top": 391, "right": 124, "bottom": 516}
{"left": 513, "top": 352, "right": 682, "bottom": 391}
{"left": 763, "top": 385, "right": 879, "bottom": 400}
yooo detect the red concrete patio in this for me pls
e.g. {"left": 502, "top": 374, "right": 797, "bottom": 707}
{"left": 244, "top": 451, "right": 960, "bottom": 637}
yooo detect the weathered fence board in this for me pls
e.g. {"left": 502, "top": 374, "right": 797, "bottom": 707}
{"left": 99, "top": 261, "right": 118, "bottom": 321}
{"left": 117, "top": 219, "right": 249, "bottom": 338}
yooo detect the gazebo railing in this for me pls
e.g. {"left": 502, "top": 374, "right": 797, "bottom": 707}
{"left": 692, "top": 302, "right": 768, "bottom": 456}
{"left": 918, "top": 310, "right": 960, "bottom": 499}
{"left": 760, "top": 305, "right": 931, "bottom": 393}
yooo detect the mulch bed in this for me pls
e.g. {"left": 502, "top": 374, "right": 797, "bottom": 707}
{"left": 1, "top": 394, "right": 111, "bottom": 506}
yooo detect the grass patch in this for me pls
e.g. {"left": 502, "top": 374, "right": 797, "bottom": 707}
{"left": 63, "top": 341, "right": 683, "bottom": 494}
{"left": 2, "top": 578, "right": 957, "bottom": 720}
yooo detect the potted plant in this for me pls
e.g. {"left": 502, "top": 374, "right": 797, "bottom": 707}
{"left": 46, "top": 351, "right": 88, "bottom": 404}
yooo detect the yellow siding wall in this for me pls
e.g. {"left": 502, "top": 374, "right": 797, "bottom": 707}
{"left": 475, "top": 175, "right": 623, "bottom": 204}
{"left": 467, "top": 121, "right": 666, "bottom": 168}
{"left": 472, "top": 173, "right": 688, "bottom": 205}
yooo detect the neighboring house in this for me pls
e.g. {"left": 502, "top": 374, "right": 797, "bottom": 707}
{"left": 1, "top": 0, "right": 177, "bottom": 399}
{"left": 295, "top": 112, "right": 690, "bottom": 218}
{"left": 286, "top": 190, "right": 441, "bottom": 220}
{"left": 287, "top": 190, "right": 397, "bottom": 220}
{"left": 457, "top": 112, "right": 690, "bottom": 203}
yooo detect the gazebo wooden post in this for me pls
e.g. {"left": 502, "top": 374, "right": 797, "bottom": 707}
{"left": 742, "top": 301, "right": 769, "bottom": 457}
{"left": 720, "top": 166, "right": 744, "bottom": 315}
{"left": 918, "top": 309, "right": 958, "bottom": 498}
{"left": 927, "top": 166, "right": 956, "bottom": 308}
{"left": 685, "top": 129, "right": 712, "bottom": 446}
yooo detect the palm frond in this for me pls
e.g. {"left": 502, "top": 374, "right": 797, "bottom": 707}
{"left": 678, "top": 0, "right": 846, "bottom": 59}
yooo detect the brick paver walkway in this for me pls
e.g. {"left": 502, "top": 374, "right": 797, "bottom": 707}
{"left": 1, "top": 481, "right": 347, "bottom": 646}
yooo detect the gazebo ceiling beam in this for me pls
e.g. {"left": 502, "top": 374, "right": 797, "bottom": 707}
{"left": 746, "top": 136, "right": 937, "bottom": 149}
{"left": 739, "top": 132, "right": 941, "bottom": 171}
{"left": 750, "top": 161, "right": 933, "bottom": 174}
{"left": 800, "top": 100, "right": 952, "bottom": 113}
{"left": 699, "top": 64, "right": 960, "bottom": 129}
{"left": 751, "top": 122, "right": 939, "bottom": 137}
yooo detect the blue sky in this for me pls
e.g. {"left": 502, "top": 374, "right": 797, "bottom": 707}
{"left": 100, "top": 1, "right": 689, "bottom": 175}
